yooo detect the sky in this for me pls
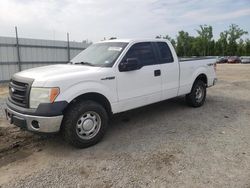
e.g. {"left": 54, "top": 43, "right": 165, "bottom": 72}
{"left": 0, "top": 0, "right": 249, "bottom": 42}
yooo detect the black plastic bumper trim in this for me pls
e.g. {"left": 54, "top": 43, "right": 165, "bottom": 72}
{"left": 6, "top": 99, "right": 68, "bottom": 117}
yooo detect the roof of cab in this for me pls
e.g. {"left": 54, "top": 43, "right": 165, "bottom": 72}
{"left": 97, "top": 38, "right": 169, "bottom": 43}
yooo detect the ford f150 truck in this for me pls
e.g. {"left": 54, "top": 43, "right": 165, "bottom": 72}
{"left": 5, "top": 39, "right": 217, "bottom": 148}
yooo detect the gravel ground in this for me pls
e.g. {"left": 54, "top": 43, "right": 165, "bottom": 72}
{"left": 0, "top": 102, "right": 5, "bottom": 120}
{"left": 0, "top": 86, "right": 7, "bottom": 119}
{"left": 0, "top": 64, "right": 250, "bottom": 188}
{"left": 0, "top": 85, "right": 8, "bottom": 128}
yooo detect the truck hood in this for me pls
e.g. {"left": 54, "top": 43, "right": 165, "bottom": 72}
{"left": 16, "top": 64, "right": 102, "bottom": 84}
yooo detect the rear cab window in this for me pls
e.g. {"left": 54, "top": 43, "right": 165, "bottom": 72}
{"left": 155, "top": 42, "right": 174, "bottom": 63}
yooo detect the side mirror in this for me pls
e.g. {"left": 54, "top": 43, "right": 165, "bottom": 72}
{"left": 119, "top": 58, "right": 141, "bottom": 72}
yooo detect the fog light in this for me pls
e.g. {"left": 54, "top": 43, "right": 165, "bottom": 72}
{"left": 31, "top": 120, "right": 40, "bottom": 129}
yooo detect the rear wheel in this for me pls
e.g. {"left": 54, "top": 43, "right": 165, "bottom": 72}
{"left": 186, "top": 80, "right": 206, "bottom": 107}
{"left": 62, "top": 100, "right": 108, "bottom": 148}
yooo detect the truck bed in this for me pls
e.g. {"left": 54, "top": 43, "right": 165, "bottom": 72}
{"left": 178, "top": 57, "right": 217, "bottom": 96}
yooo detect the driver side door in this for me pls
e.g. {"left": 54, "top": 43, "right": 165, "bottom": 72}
{"left": 116, "top": 42, "right": 162, "bottom": 112}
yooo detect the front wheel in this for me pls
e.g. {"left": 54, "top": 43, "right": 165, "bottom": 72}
{"left": 186, "top": 80, "right": 206, "bottom": 107}
{"left": 62, "top": 100, "right": 108, "bottom": 148}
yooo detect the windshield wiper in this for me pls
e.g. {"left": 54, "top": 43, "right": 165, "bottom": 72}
{"left": 72, "top": 61, "right": 95, "bottom": 66}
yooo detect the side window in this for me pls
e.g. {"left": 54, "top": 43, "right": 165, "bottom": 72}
{"left": 156, "top": 42, "right": 174, "bottom": 63}
{"left": 125, "top": 42, "right": 157, "bottom": 66}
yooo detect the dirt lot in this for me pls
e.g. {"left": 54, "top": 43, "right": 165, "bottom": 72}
{"left": 0, "top": 64, "right": 250, "bottom": 188}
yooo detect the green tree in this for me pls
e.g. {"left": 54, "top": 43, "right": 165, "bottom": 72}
{"left": 226, "top": 24, "right": 248, "bottom": 55}
{"left": 176, "top": 31, "right": 192, "bottom": 57}
{"left": 156, "top": 23, "right": 249, "bottom": 57}
{"left": 209, "top": 40, "right": 216, "bottom": 56}
{"left": 155, "top": 35, "right": 176, "bottom": 49}
{"left": 245, "top": 39, "right": 250, "bottom": 56}
{"left": 217, "top": 31, "right": 228, "bottom": 56}
{"left": 190, "top": 37, "right": 201, "bottom": 56}
{"left": 237, "top": 39, "right": 245, "bottom": 56}
{"left": 196, "top": 25, "right": 213, "bottom": 56}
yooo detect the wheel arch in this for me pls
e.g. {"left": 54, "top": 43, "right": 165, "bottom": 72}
{"left": 194, "top": 73, "right": 208, "bottom": 86}
{"left": 64, "top": 92, "right": 113, "bottom": 117}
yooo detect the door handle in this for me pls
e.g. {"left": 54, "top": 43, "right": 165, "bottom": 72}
{"left": 154, "top": 69, "right": 161, "bottom": 77}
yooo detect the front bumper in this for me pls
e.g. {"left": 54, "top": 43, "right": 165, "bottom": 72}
{"left": 5, "top": 106, "right": 63, "bottom": 133}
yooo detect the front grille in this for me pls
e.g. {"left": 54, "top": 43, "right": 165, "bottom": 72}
{"left": 9, "top": 78, "right": 32, "bottom": 108}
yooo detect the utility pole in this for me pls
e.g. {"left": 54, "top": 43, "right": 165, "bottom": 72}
{"left": 67, "top": 33, "right": 70, "bottom": 62}
{"left": 15, "top": 26, "right": 21, "bottom": 71}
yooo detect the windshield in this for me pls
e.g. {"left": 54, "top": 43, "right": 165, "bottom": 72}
{"left": 71, "top": 42, "right": 128, "bottom": 67}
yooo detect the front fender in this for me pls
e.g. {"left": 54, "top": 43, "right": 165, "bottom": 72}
{"left": 55, "top": 81, "right": 117, "bottom": 105}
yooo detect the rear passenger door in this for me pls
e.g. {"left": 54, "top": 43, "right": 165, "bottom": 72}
{"left": 154, "top": 42, "right": 179, "bottom": 100}
{"left": 116, "top": 42, "right": 162, "bottom": 112}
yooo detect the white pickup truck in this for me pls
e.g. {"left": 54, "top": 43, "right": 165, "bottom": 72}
{"left": 5, "top": 39, "right": 217, "bottom": 148}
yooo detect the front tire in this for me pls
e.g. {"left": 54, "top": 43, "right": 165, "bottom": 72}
{"left": 62, "top": 100, "right": 108, "bottom": 148}
{"left": 186, "top": 80, "right": 206, "bottom": 107}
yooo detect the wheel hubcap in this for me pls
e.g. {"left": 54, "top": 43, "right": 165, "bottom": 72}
{"left": 195, "top": 86, "right": 204, "bottom": 103}
{"left": 76, "top": 111, "right": 101, "bottom": 140}
{"left": 82, "top": 119, "right": 94, "bottom": 131}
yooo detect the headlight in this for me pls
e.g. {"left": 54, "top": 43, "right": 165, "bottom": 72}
{"left": 30, "top": 87, "right": 60, "bottom": 108}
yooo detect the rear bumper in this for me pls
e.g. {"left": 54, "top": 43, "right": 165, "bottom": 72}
{"left": 5, "top": 106, "right": 63, "bottom": 133}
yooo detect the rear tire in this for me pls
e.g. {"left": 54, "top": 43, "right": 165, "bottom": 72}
{"left": 186, "top": 80, "right": 206, "bottom": 107}
{"left": 62, "top": 100, "right": 108, "bottom": 148}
